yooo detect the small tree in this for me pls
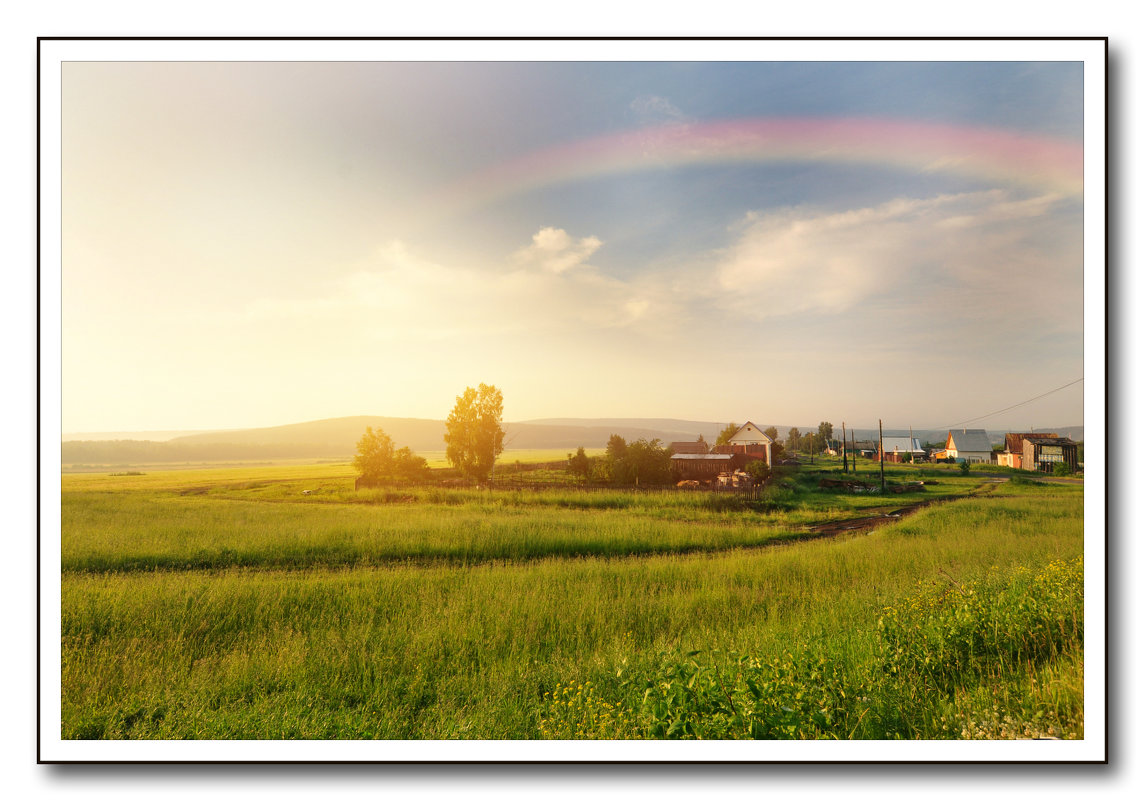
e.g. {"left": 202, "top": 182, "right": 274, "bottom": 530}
{"left": 353, "top": 427, "right": 428, "bottom": 485}
{"left": 444, "top": 383, "right": 505, "bottom": 483}
{"left": 816, "top": 422, "right": 834, "bottom": 452}
{"left": 744, "top": 459, "right": 771, "bottom": 484}
{"left": 764, "top": 426, "right": 779, "bottom": 442}
{"left": 786, "top": 427, "right": 802, "bottom": 453}
{"left": 567, "top": 446, "right": 593, "bottom": 483}
{"left": 353, "top": 426, "right": 395, "bottom": 484}
{"left": 392, "top": 446, "right": 430, "bottom": 482}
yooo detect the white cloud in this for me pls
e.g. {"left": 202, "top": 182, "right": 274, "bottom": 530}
{"left": 512, "top": 226, "right": 602, "bottom": 274}
{"left": 243, "top": 230, "right": 641, "bottom": 345}
{"left": 708, "top": 190, "right": 1080, "bottom": 327}
{"left": 628, "top": 95, "right": 690, "bottom": 125}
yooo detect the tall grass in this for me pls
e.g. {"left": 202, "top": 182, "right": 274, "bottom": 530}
{"left": 61, "top": 477, "right": 1083, "bottom": 740}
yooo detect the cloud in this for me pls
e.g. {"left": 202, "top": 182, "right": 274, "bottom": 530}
{"left": 708, "top": 190, "right": 1080, "bottom": 330}
{"left": 628, "top": 95, "right": 690, "bottom": 125}
{"left": 243, "top": 230, "right": 643, "bottom": 345}
{"left": 512, "top": 226, "right": 602, "bottom": 274}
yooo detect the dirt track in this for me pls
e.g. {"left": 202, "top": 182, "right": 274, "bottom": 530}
{"left": 803, "top": 480, "right": 1006, "bottom": 538}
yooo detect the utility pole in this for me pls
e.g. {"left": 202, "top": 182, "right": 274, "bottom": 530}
{"left": 841, "top": 421, "right": 848, "bottom": 473}
{"left": 879, "top": 418, "right": 885, "bottom": 492}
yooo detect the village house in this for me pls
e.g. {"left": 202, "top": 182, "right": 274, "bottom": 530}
{"left": 1021, "top": 435, "right": 1078, "bottom": 473}
{"left": 712, "top": 421, "right": 774, "bottom": 466}
{"left": 939, "top": 428, "right": 994, "bottom": 464}
{"left": 876, "top": 436, "right": 925, "bottom": 463}
{"left": 997, "top": 432, "right": 1055, "bottom": 469}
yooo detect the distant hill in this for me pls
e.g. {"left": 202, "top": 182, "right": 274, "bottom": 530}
{"left": 62, "top": 429, "right": 225, "bottom": 442}
{"left": 60, "top": 416, "right": 1084, "bottom": 465}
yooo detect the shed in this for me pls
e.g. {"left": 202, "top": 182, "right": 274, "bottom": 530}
{"left": 670, "top": 452, "right": 742, "bottom": 481}
{"left": 1021, "top": 436, "right": 1078, "bottom": 474}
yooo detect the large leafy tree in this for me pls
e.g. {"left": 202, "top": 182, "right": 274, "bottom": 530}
{"left": 816, "top": 421, "right": 834, "bottom": 452}
{"left": 625, "top": 438, "right": 673, "bottom": 486}
{"left": 714, "top": 422, "right": 740, "bottom": 447}
{"left": 353, "top": 427, "right": 429, "bottom": 485}
{"left": 444, "top": 383, "right": 505, "bottom": 482}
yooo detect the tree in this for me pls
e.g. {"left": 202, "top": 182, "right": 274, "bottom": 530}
{"left": 353, "top": 427, "right": 429, "bottom": 485}
{"left": 816, "top": 422, "right": 834, "bottom": 452}
{"left": 624, "top": 438, "right": 673, "bottom": 485}
{"left": 786, "top": 427, "right": 802, "bottom": 453}
{"left": 606, "top": 433, "right": 628, "bottom": 461}
{"left": 444, "top": 383, "right": 505, "bottom": 483}
{"left": 744, "top": 459, "right": 771, "bottom": 484}
{"left": 764, "top": 426, "right": 779, "bottom": 442}
{"left": 715, "top": 422, "right": 740, "bottom": 447}
{"left": 567, "top": 446, "right": 593, "bottom": 483}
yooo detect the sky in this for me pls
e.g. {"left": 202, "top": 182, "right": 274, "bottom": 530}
{"left": 60, "top": 57, "right": 1086, "bottom": 433}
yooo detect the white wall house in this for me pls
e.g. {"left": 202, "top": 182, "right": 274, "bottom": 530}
{"left": 944, "top": 428, "right": 993, "bottom": 464}
{"left": 725, "top": 421, "right": 774, "bottom": 466}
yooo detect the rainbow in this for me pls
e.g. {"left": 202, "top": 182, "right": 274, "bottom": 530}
{"left": 431, "top": 117, "right": 1083, "bottom": 215}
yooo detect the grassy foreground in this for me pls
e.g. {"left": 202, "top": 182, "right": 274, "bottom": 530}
{"left": 60, "top": 463, "right": 1084, "bottom": 740}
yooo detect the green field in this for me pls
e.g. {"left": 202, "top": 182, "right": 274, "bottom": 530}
{"left": 60, "top": 459, "right": 1084, "bottom": 740}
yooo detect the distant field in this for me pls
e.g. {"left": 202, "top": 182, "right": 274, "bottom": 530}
{"left": 61, "top": 447, "right": 603, "bottom": 473}
{"left": 60, "top": 459, "right": 1084, "bottom": 741}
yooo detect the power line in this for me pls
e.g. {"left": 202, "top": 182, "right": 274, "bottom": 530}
{"left": 938, "top": 378, "right": 1083, "bottom": 430}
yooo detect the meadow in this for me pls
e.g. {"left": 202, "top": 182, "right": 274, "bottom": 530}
{"left": 60, "top": 458, "right": 1084, "bottom": 741}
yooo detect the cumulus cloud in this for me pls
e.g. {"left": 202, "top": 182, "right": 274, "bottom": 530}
{"left": 512, "top": 226, "right": 602, "bottom": 274}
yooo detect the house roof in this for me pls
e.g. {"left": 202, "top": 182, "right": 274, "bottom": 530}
{"left": 947, "top": 428, "right": 992, "bottom": 453}
{"left": 670, "top": 453, "right": 735, "bottom": 461}
{"left": 669, "top": 441, "right": 708, "bottom": 454}
{"left": 1005, "top": 433, "right": 1057, "bottom": 453}
{"left": 880, "top": 436, "right": 923, "bottom": 453}
{"left": 727, "top": 421, "right": 773, "bottom": 444}
{"left": 1025, "top": 436, "right": 1076, "bottom": 446}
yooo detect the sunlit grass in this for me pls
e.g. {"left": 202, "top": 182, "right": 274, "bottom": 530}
{"left": 60, "top": 461, "right": 1084, "bottom": 740}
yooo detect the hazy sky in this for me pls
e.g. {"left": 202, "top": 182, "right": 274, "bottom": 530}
{"left": 61, "top": 59, "right": 1085, "bottom": 432}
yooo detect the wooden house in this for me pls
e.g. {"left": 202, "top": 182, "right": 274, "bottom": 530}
{"left": 998, "top": 432, "right": 1055, "bottom": 469}
{"left": 670, "top": 452, "right": 743, "bottom": 481}
{"left": 1021, "top": 436, "right": 1078, "bottom": 473}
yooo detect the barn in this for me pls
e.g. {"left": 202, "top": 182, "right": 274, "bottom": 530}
{"left": 670, "top": 452, "right": 743, "bottom": 481}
